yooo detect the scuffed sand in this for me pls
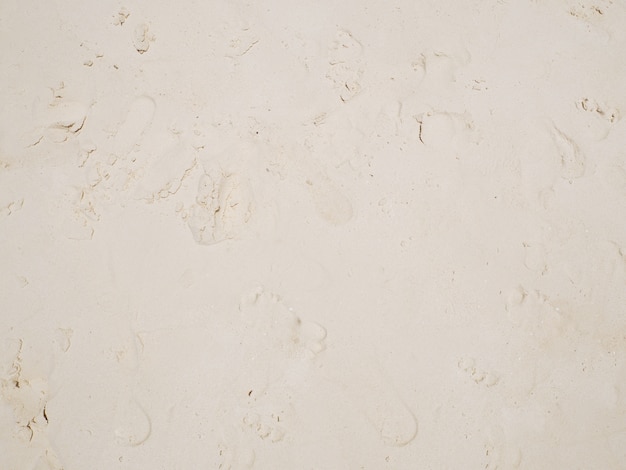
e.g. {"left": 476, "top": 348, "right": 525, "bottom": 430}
{"left": 1, "top": 1, "right": 626, "bottom": 468}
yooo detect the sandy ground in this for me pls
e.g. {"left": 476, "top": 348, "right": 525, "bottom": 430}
{"left": 1, "top": 1, "right": 626, "bottom": 468}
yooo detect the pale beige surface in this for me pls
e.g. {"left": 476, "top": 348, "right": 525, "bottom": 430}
{"left": 1, "top": 1, "right": 626, "bottom": 468}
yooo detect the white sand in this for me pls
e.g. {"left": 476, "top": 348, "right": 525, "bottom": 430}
{"left": 1, "top": 1, "right": 626, "bottom": 468}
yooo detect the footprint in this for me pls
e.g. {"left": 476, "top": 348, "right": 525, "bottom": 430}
{"left": 185, "top": 136, "right": 284, "bottom": 244}
{"left": 326, "top": 351, "right": 418, "bottom": 447}
{"left": 521, "top": 241, "right": 548, "bottom": 274}
{"left": 133, "top": 23, "right": 155, "bottom": 54}
{"left": 484, "top": 425, "right": 523, "bottom": 469}
{"left": 0, "top": 339, "right": 52, "bottom": 445}
{"left": 53, "top": 328, "right": 73, "bottom": 353}
{"left": 284, "top": 133, "right": 354, "bottom": 226}
{"left": 114, "top": 397, "right": 152, "bottom": 447}
{"left": 61, "top": 186, "right": 99, "bottom": 240}
{"left": 504, "top": 288, "right": 572, "bottom": 344}
{"left": 224, "top": 23, "right": 259, "bottom": 58}
{"left": 414, "top": 110, "right": 476, "bottom": 151}
{"left": 216, "top": 288, "right": 326, "bottom": 461}
{"left": 187, "top": 168, "right": 254, "bottom": 245}
{"left": 549, "top": 124, "right": 586, "bottom": 182}
{"left": 0, "top": 198, "right": 24, "bottom": 220}
{"left": 414, "top": 49, "right": 471, "bottom": 88}
{"left": 567, "top": 2, "right": 614, "bottom": 41}
{"left": 242, "top": 410, "right": 287, "bottom": 443}
{"left": 353, "top": 364, "right": 417, "bottom": 447}
{"left": 72, "top": 95, "right": 159, "bottom": 213}
{"left": 326, "top": 29, "right": 364, "bottom": 102}
{"left": 327, "top": 30, "right": 363, "bottom": 65}
{"left": 577, "top": 98, "right": 620, "bottom": 123}
{"left": 238, "top": 286, "right": 327, "bottom": 363}
{"left": 326, "top": 64, "right": 362, "bottom": 102}
{"left": 575, "top": 97, "right": 620, "bottom": 140}
{"left": 217, "top": 435, "right": 256, "bottom": 469}
{"left": 457, "top": 357, "right": 500, "bottom": 388}
{"left": 305, "top": 171, "right": 353, "bottom": 226}
{"left": 133, "top": 141, "right": 197, "bottom": 202}
{"left": 112, "top": 95, "right": 156, "bottom": 157}
{"left": 113, "top": 7, "right": 130, "bottom": 26}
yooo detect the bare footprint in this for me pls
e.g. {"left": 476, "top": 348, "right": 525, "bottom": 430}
{"left": 184, "top": 139, "right": 284, "bottom": 245}
{"left": 237, "top": 287, "right": 417, "bottom": 448}
{"left": 114, "top": 397, "right": 152, "bottom": 447}
{"left": 326, "top": 350, "right": 418, "bottom": 447}
{"left": 305, "top": 171, "right": 353, "bottom": 226}
{"left": 290, "top": 145, "right": 354, "bottom": 226}
{"left": 326, "top": 29, "right": 364, "bottom": 102}
{"left": 112, "top": 95, "right": 156, "bottom": 157}
{"left": 237, "top": 286, "right": 327, "bottom": 367}
{"left": 414, "top": 110, "right": 476, "bottom": 151}
{"left": 216, "top": 287, "right": 327, "bottom": 456}
{"left": 133, "top": 141, "right": 197, "bottom": 202}
{"left": 549, "top": 123, "right": 586, "bottom": 182}
{"left": 187, "top": 168, "right": 254, "bottom": 245}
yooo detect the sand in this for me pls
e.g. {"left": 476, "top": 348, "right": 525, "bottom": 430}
{"left": 1, "top": 0, "right": 626, "bottom": 468}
